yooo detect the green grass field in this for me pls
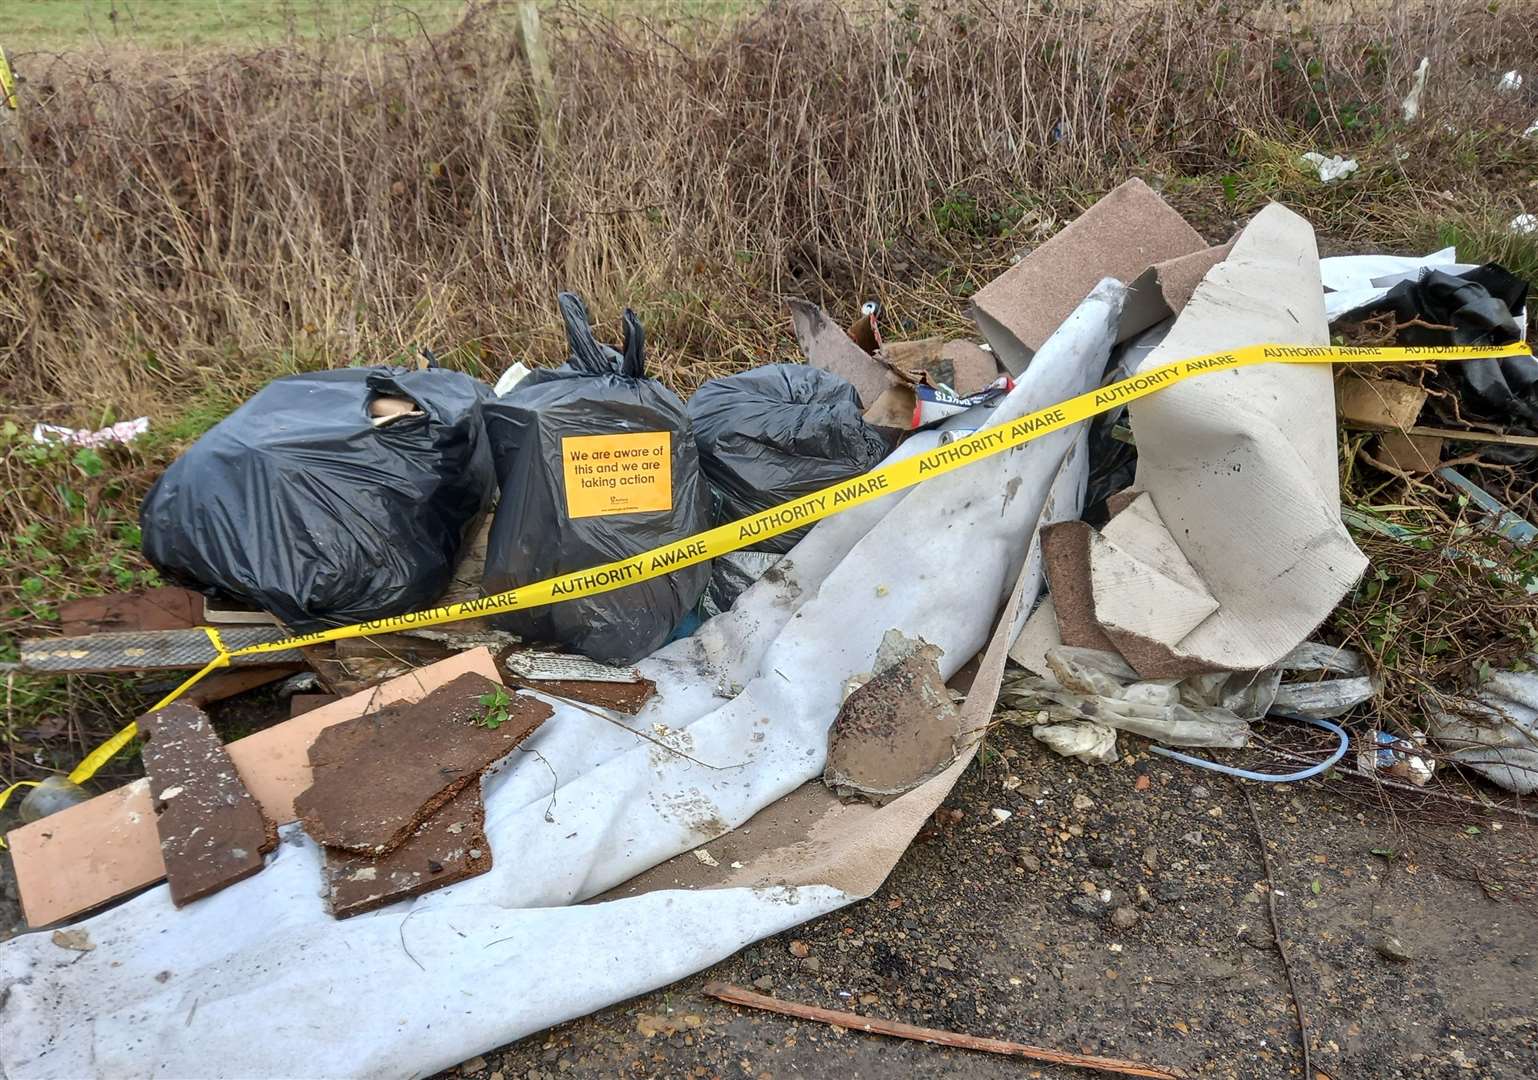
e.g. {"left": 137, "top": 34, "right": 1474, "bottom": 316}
{"left": 0, "top": 0, "right": 743, "bottom": 51}
{"left": 0, "top": 0, "right": 466, "bottom": 51}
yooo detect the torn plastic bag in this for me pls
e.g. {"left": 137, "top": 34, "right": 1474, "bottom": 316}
{"left": 140, "top": 367, "right": 495, "bottom": 631}
{"left": 1082, "top": 321, "right": 1169, "bottom": 525}
{"left": 687, "top": 365, "right": 891, "bottom": 554}
{"left": 1000, "top": 646, "right": 1277, "bottom": 754}
{"left": 482, "top": 294, "right": 710, "bottom": 664}
{"left": 1336, "top": 264, "right": 1538, "bottom": 425}
{"left": 699, "top": 551, "right": 781, "bottom": 620}
{"left": 1429, "top": 666, "right": 1538, "bottom": 794}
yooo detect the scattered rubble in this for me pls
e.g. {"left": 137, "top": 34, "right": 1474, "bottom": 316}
{"left": 5, "top": 172, "right": 1537, "bottom": 1080}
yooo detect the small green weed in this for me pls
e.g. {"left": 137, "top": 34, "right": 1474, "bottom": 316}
{"left": 477, "top": 687, "right": 513, "bottom": 730}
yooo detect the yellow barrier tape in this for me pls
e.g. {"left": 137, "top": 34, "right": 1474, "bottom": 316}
{"left": 0, "top": 47, "right": 16, "bottom": 111}
{"left": 2, "top": 340, "right": 1529, "bottom": 826}
{"left": 66, "top": 628, "right": 231, "bottom": 785}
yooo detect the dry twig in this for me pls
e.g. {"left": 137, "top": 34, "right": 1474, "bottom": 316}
{"left": 702, "top": 981, "right": 1189, "bottom": 1079}
{"left": 1243, "top": 788, "right": 1313, "bottom": 1079}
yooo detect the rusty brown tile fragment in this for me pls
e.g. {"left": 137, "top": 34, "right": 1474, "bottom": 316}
{"left": 294, "top": 672, "right": 551, "bottom": 857}
{"left": 323, "top": 783, "right": 492, "bottom": 918}
{"left": 139, "top": 702, "right": 276, "bottom": 908}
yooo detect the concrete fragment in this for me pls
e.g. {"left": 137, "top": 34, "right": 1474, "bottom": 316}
{"left": 971, "top": 178, "right": 1205, "bottom": 374}
{"left": 139, "top": 702, "right": 276, "bottom": 908}
{"left": 824, "top": 631, "right": 959, "bottom": 805}
{"left": 1336, "top": 375, "right": 1427, "bottom": 430}
{"left": 296, "top": 673, "right": 551, "bottom": 856}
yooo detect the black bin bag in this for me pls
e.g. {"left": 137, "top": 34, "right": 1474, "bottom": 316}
{"left": 482, "top": 294, "right": 710, "bottom": 665}
{"left": 140, "top": 366, "right": 496, "bottom": 631}
{"left": 688, "top": 364, "right": 891, "bottom": 554}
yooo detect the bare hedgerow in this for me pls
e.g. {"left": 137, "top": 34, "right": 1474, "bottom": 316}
{"left": 1, "top": 0, "right": 1534, "bottom": 420}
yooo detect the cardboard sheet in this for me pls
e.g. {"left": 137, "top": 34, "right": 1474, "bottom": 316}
{"left": 788, "top": 298, "right": 910, "bottom": 409}
{"left": 7, "top": 649, "right": 501, "bottom": 928}
{"left": 1102, "top": 203, "right": 1367, "bottom": 674}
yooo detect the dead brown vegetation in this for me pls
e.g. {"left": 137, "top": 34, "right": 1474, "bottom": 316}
{"left": 2, "top": 0, "right": 1535, "bottom": 422}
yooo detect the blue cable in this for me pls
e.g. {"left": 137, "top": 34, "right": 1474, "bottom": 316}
{"left": 1146, "top": 713, "right": 1350, "bottom": 783}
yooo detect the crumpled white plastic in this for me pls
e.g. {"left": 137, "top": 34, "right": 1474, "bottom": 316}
{"left": 1003, "top": 645, "right": 1271, "bottom": 755}
{"left": 31, "top": 417, "right": 149, "bottom": 448}
{"left": 1299, "top": 152, "right": 1359, "bottom": 183}
{"left": 1430, "top": 667, "right": 1538, "bottom": 794}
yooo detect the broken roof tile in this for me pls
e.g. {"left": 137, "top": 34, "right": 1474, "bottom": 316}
{"left": 323, "top": 782, "right": 492, "bottom": 918}
{"left": 139, "top": 702, "right": 276, "bottom": 908}
{"left": 294, "top": 672, "right": 551, "bottom": 857}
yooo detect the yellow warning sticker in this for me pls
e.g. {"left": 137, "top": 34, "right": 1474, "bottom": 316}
{"left": 561, "top": 431, "right": 672, "bottom": 518}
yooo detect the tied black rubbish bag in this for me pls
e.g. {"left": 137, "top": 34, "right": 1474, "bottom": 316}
{"left": 688, "top": 364, "right": 891, "bottom": 555}
{"left": 482, "top": 294, "right": 710, "bottom": 664}
{"left": 140, "top": 366, "right": 496, "bottom": 631}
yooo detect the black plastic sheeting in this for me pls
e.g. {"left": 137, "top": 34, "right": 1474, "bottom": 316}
{"left": 1082, "top": 321, "right": 1169, "bottom": 526}
{"left": 688, "top": 364, "right": 891, "bottom": 555}
{"left": 1337, "top": 264, "right": 1537, "bottom": 426}
{"left": 482, "top": 294, "right": 710, "bottom": 665}
{"left": 141, "top": 367, "right": 496, "bottom": 631}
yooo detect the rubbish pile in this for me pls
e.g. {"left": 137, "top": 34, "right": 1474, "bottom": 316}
{"left": 2, "top": 176, "right": 1535, "bottom": 1079}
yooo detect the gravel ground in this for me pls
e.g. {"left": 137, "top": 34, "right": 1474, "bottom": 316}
{"left": 2, "top": 717, "right": 1533, "bottom": 1079}
{"left": 460, "top": 723, "right": 1538, "bottom": 1080}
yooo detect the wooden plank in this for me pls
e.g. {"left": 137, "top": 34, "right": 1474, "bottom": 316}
{"left": 7, "top": 649, "right": 502, "bottom": 928}
{"left": 183, "top": 666, "right": 300, "bottom": 706}
{"left": 57, "top": 587, "right": 205, "bottom": 637}
{"left": 518, "top": 2, "right": 558, "bottom": 160}
{"left": 19, "top": 626, "right": 305, "bottom": 674}
{"left": 1408, "top": 425, "right": 1538, "bottom": 448}
{"left": 289, "top": 693, "right": 340, "bottom": 718}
